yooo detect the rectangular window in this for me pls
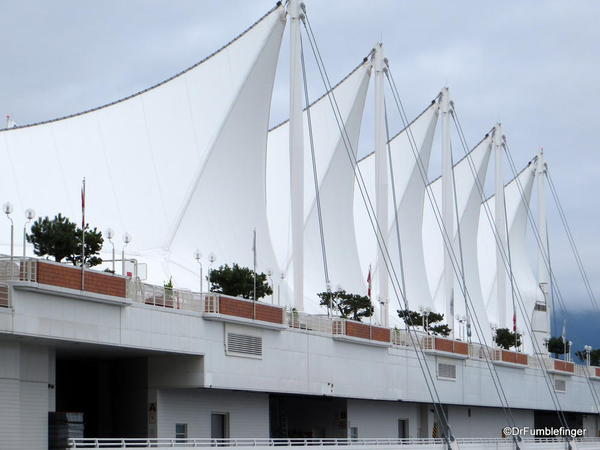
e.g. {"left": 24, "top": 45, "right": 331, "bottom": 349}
{"left": 437, "top": 362, "right": 456, "bottom": 380}
{"left": 398, "top": 419, "right": 408, "bottom": 438}
{"left": 554, "top": 377, "right": 566, "bottom": 392}
{"left": 211, "top": 413, "right": 230, "bottom": 439}
{"left": 175, "top": 423, "right": 187, "bottom": 441}
{"left": 350, "top": 426, "right": 358, "bottom": 440}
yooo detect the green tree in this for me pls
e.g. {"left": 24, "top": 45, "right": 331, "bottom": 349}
{"left": 494, "top": 328, "right": 522, "bottom": 350}
{"left": 318, "top": 289, "right": 374, "bottom": 322}
{"left": 209, "top": 263, "right": 272, "bottom": 299}
{"left": 397, "top": 309, "right": 451, "bottom": 337}
{"left": 546, "top": 336, "right": 570, "bottom": 358}
{"left": 27, "top": 214, "right": 103, "bottom": 267}
{"left": 575, "top": 348, "right": 600, "bottom": 366}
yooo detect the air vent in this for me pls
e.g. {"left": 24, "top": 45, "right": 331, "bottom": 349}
{"left": 554, "top": 377, "right": 566, "bottom": 392}
{"left": 438, "top": 362, "right": 456, "bottom": 380}
{"left": 226, "top": 332, "right": 262, "bottom": 358}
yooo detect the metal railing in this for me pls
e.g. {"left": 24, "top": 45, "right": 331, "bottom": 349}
{"left": 287, "top": 311, "right": 333, "bottom": 334}
{"left": 204, "top": 294, "right": 219, "bottom": 314}
{"left": 67, "top": 437, "right": 600, "bottom": 449}
{"left": 0, "top": 256, "right": 37, "bottom": 283}
{"left": 128, "top": 280, "right": 203, "bottom": 313}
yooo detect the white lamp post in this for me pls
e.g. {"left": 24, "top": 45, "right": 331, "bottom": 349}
{"left": 3, "top": 202, "right": 14, "bottom": 267}
{"left": 106, "top": 228, "right": 115, "bottom": 273}
{"left": 122, "top": 233, "right": 131, "bottom": 276}
{"left": 266, "top": 268, "right": 273, "bottom": 304}
{"left": 278, "top": 272, "right": 286, "bottom": 306}
{"left": 208, "top": 252, "right": 216, "bottom": 292}
{"left": 23, "top": 208, "right": 35, "bottom": 257}
{"left": 584, "top": 345, "right": 592, "bottom": 367}
{"left": 194, "top": 250, "right": 203, "bottom": 296}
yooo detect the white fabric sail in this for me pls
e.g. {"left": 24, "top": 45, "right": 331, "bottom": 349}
{"left": 478, "top": 159, "right": 538, "bottom": 344}
{"left": 354, "top": 100, "right": 440, "bottom": 323}
{"left": 266, "top": 60, "right": 371, "bottom": 309}
{"left": 423, "top": 134, "right": 493, "bottom": 335}
{"left": 0, "top": 5, "right": 286, "bottom": 288}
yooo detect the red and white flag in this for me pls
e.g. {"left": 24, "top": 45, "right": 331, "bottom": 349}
{"left": 512, "top": 313, "right": 517, "bottom": 332}
{"left": 367, "top": 265, "right": 372, "bottom": 299}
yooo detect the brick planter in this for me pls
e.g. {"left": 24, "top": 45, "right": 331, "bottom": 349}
{"left": 500, "top": 350, "right": 528, "bottom": 365}
{"left": 344, "top": 321, "right": 390, "bottom": 343}
{"left": 434, "top": 337, "right": 469, "bottom": 356}
{"left": 217, "top": 295, "right": 284, "bottom": 325}
{"left": 554, "top": 359, "right": 574, "bottom": 373}
{"left": 36, "top": 261, "right": 126, "bottom": 298}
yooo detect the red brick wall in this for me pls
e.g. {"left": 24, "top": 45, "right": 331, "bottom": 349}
{"left": 434, "top": 337, "right": 468, "bottom": 355}
{"left": 218, "top": 295, "right": 284, "bottom": 324}
{"left": 516, "top": 353, "right": 528, "bottom": 365}
{"left": 36, "top": 261, "right": 126, "bottom": 298}
{"left": 345, "top": 321, "right": 371, "bottom": 340}
{"left": 453, "top": 341, "right": 469, "bottom": 355}
{"left": 255, "top": 303, "right": 284, "bottom": 324}
{"left": 370, "top": 326, "right": 391, "bottom": 343}
{"left": 596, "top": 367, "right": 600, "bottom": 377}
{"left": 554, "top": 360, "right": 574, "bottom": 373}
{"left": 435, "top": 337, "right": 454, "bottom": 353}
{"left": 501, "top": 350, "right": 528, "bottom": 365}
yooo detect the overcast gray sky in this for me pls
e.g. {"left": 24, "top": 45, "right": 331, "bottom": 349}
{"left": 1, "top": 1, "right": 599, "bottom": 312}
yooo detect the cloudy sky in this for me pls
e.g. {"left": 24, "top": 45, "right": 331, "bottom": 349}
{"left": 1, "top": 1, "right": 599, "bottom": 317}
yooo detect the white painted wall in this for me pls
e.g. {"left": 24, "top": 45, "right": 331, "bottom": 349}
{"left": 2, "top": 286, "right": 600, "bottom": 417}
{"left": 347, "top": 399, "right": 420, "bottom": 438}
{"left": 157, "top": 388, "right": 269, "bottom": 438}
{"left": 447, "top": 405, "right": 534, "bottom": 438}
{"left": 0, "top": 341, "right": 53, "bottom": 450}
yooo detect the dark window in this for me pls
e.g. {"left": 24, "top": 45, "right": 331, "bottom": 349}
{"left": 211, "top": 413, "right": 229, "bottom": 439}
{"left": 175, "top": 423, "right": 187, "bottom": 441}
{"left": 398, "top": 419, "right": 408, "bottom": 438}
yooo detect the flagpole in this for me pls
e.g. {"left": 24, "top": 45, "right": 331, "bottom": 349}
{"left": 253, "top": 229, "right": 257, "bottom": 301}
{"left": 81, "top": 178, "right": 86, "bottom": 291}
{"left": 252, "top": 228, "right": 257, "bottom": 319}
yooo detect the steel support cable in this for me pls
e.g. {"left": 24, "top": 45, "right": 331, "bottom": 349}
{"left": 546, "top": 169, "right": 600, "bottom": 314}
{"left": 451, "top": 113, "right": 570, "bottom": 430}
{"left": 383, "top": 107, "right": 407, "bottom": 296}
{"left": 299, "top": 33, "right": 331, "bottom": 292}
{"left": 501, "top": 167, "right": 519, "bottom": 353}
{"left": 503, "top": 140, "right": 600, "bottom": 419}
{"left": 300, "top": 13, "right": 452, "bottom": 444}
{"left": 384, "top": 70, "right": 521, "bottom": 440}
{"left": 450, "top": 111, "right": 572, "bottom": 432}
{"left": 504, "top": 147, "right": 600, "bottom": 414}
{"left": 544, "top": 170, "right": 600, "bottom": 412}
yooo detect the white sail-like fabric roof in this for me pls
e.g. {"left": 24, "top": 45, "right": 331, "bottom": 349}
{"left": 478, "top": 159, "right": 538, "bottom": 344}
{"left": 423, "top": 134, "right": 493, "bottom": 334}
{"left": 266, "top": 60, "right": 371, "bottom": 310}
{"left": 0, "top": 5, "right": 286, "bottom": 287}
{"left": 354, "top": 100, "right": 440, "bottom": 322}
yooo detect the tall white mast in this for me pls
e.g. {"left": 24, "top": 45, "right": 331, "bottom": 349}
{"left": 440, "top": 87, "right": 454, "bottom": 337}
{"left": 494, "top": 123, "right": 507, "bottom": 329}
{"left": 288, "top": 0, "right": 305, "bottom": 311}
{"left": 373, "top": 43, "right": 389, "bottom": 327}
{"left": 533, "top": 148, "right": 551, "bottom": 353}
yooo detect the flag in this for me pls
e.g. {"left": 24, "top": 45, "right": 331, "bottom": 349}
{"left": 512, "top": 313, "right": 517, "bottom": 332}
{"left": 367, "top": 265, "right": 372, "bottom": 299}
{"left": 562, "top": 319, "right": 567, "bottom": 341}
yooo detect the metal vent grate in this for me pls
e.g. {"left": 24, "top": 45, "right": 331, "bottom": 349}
{"left": 226, "top": 332, "right": 262, "bottom": 358}
{"left": 438, "top": 362, "right": 456, "bottom": 379}
{"left": 554, "top": 377, "right": 566, "bottom": 392}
